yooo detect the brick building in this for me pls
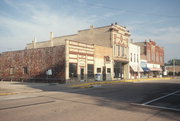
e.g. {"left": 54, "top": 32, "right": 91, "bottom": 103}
{"left": 135, "top": 40, "right": 164, "bottom": 77}
{"left": 0, "top": 46, "right": 65, "bottom": 82}
{"left": 0, "top": 23, "right": 131, "bottom": 82}
{"left": 26, "top": 23, "right": 131, "bottom": 80}
{"left": 0, "top": 24, "right": 166, "bottom": 82}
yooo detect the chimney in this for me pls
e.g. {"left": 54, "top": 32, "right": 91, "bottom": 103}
{"left": 50, "top": 32, "right": 54, "bottom": 47}
{"left": 90, "top": 25, "right": 94, "bottom": 30}
{"left": 32, "top": 36, "right": 36, "bottom": 43}
{"left": 50, "top": 32, "right": 54, "bottom": 40}
{"left": 32, "top": 36, "right": 37, "bottom": 48}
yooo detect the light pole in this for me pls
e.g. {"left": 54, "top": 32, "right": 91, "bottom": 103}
{"left": 173, "top": 59, "right": 176, "bottom": 77}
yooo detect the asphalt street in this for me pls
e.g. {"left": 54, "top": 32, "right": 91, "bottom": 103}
{"left": 0, "top": 79, "right": 180, "bottom": 121}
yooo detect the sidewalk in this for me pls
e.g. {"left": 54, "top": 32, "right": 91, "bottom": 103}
{"left": 0, "top": 77, "right": 172, "bottom": 95}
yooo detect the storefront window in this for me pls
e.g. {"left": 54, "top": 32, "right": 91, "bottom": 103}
{"left": 97, "top": 68, "right": 101, "bottom": 73}
{"left": 114, "top": 61, "right": 123, "bottom": 78}
{"left": 88, "top": 64, "right": 94, "bottom": 78}
{"left": 69, "top": 63, "right": 77, "bottom": 78}
{"left": 107, "top": 68, "right": 111, "bottom": 73}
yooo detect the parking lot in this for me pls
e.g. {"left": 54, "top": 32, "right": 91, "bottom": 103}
{"left": 0, "top": 79, "right": 180, "bottom": 121}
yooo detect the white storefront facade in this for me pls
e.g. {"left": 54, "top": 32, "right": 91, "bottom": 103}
{"left": 129, "top": 43, "right": 143, "bottom": 79}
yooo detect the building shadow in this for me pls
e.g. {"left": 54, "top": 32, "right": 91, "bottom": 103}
{"left": 7, "top": 80, "right": 180, "bottom": 120}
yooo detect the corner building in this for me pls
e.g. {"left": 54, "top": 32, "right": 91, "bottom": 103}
{"left": 26, "top": 23, "right": 131, "bottom": 81}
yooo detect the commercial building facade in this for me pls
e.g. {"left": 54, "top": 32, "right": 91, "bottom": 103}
{"left": 128, "top": 42, "right": 143, "bottom": 79}
{"left": 135, "top": 40, "right": 164, "bottom": 77}
{"left": 0, "top": 24, "right": 165, "bottom": 82}
{"left": 26, "top": 23, "right": 131, "bottom": 81}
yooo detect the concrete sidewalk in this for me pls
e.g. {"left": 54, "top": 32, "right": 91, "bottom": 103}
{"left": 0, "top": 77, "right": 173, "bottom": 94}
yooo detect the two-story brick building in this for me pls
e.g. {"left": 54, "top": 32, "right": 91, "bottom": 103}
{"left": 135, "top": 40, "right": 164, "bottom": 77}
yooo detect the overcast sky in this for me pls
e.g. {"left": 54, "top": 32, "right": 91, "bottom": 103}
{"left": 0, "top": 0, "right": 180, "bottom": 62}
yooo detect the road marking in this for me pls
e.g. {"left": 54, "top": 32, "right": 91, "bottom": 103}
{"left": 143, "top": 90, "right": 180, "bottom": 105}
{"left": 132, "top": 103, "right": 180, "bottom": 112}
{"left": 162, "top": 93, "right": 180, "bottom": 96}
{"left": 0, "top": 92, "right": 17, "bottom": 96}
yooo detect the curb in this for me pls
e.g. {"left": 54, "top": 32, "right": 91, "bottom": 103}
{"left": 70, "top": 77, "right": 172, "bottom": 88}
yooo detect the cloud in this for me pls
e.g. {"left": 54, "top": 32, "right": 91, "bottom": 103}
{"left": 0, "top": 0, "right": 97, "bottom": 52}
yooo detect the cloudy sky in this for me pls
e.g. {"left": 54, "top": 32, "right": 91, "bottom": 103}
{"left": 0, "top": 0, "right": 180, "bottom": 62}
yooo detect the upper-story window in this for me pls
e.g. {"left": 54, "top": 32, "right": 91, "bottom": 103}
{"left": 137, "top": 54, "right": 139, "bottom": 63}
{"left": 114, "top": 45, "right": 116, "bottom": 56}
{"left": 122, "top": 46, "right": 124, "bottom": 56}
{"left": 134, "top": 53, "right": 136, "bottom": 62}
{"left": 10, "top": 67, "right": 15, "bottom": 75}
{"left": 118, "top": 45, "right": 120, "bottom": 56}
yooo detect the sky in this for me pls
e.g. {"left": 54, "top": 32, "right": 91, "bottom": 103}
{"left": 0, "top": 0, "right": 180, "bottom": 62}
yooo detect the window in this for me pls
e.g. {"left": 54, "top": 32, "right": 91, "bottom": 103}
{"left": 114, "top": 45, "right": 116, "bottom": 56}
{"left": 46, "top": 69, "right": 52, "bottom": 75}
{"left": 88, "top": 64, "right": 94, "bottom": 78}
{"left": 23, "top": 67, "right": 28, "bottom": 74}
{"left": 107, "top": 68, "right": 111, "bottom": 73}
{"left": 97, "top": 68, "right": 101, "bottom": 73}
{"left": 118, "top": 45, "right": 120, "bottom": 56}
{"left": 131, "top": 53, "right": 132, "bottom": 62}
{"left": 122, "top": 46, "right": 124, "bottom": 56}
{"left": 114, "top": 61, "right": 123, "bottom": 78}
{"left": 10, "top": 67, "right": 14, "bottom": 75}
{"left": 69, "top": 63, "right": 77, "bottom": 78}
{"left": 137, "top": 54, "right": 139, "bottom": 63}
{"left": 134, "top": 54, "right": 136, "bottom": 62}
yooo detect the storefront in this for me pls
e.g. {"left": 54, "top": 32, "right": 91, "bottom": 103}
{"left": 141, "top": 60, "right": 150, "bottom": 78}
{"left": 147, "top": 63, "right": 162, "bottom": 77}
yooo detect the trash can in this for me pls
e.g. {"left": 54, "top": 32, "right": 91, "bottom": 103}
{"left": 95, "top": 74, "right": 101, "bottom": 81}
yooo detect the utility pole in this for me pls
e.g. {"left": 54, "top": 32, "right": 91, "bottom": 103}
{"left": 173, "top": 59, "right": 176, "bottom": 77}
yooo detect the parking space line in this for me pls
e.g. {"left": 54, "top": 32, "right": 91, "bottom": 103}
{"left": 143, "top": 90, "right": 180, "bottom": 105}
{"left": 162, "top": 93, "right": 180, "bottom": 96}
{"left": 132, "top": 103, "right": 180, "bottom": 112}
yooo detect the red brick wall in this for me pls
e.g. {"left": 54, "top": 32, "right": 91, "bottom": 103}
{"left": 145, "top": 41, "right": 164, "bottom": 66}
{"left": 0, "top": 45, "right": 65, "bottom": 82}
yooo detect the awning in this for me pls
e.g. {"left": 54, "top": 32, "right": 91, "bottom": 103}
{"left": 130, "top": 65, "right": 144, "bottom": 72}
{"left": 142, "top": 67, "right": 150, "bottom": 72}
{"left": 149, "top": 68, "right": 162, "bottom": 71}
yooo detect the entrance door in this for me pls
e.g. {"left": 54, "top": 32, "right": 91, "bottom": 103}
{"left": 80, "top": 68, "right": 84, "bottom": 80}
{"left": 102, "top": 66, "right": 106, "bottom": 81}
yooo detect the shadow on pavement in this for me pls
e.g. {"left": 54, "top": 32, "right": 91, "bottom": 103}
{"left": 4, "top": 80, "right": 180, "bottom": 120}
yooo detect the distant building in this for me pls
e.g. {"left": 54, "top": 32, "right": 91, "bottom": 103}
{"left": 164, "top": 59, "right": 180, "bottom": 76}
{"left": 135, "top": 40, "right": 164, "bottom": 77}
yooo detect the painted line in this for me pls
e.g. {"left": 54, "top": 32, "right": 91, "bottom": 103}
{"left": 0, "top": 93, "right": 17, "bottom": 96}
{"left": 162, "top": 93, "right": 180, "bottom": 96}
{"left": 132, "top": 103, "right": 180, "bottom": 112}
{"left": 143, "top": 90, "right": 180, "bottom": 105}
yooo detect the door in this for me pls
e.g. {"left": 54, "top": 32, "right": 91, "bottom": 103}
{"left": 80, "top": 68, "right": 84, "bottom": 80}
{"left": 102, "top": 66, "right": 106, "bottom": 81}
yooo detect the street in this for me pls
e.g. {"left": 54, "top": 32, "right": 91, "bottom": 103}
{"left": 0, "top": 79, "right": 180, "bottom": 121}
